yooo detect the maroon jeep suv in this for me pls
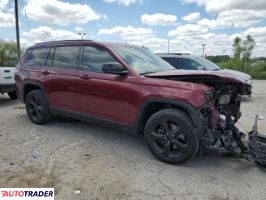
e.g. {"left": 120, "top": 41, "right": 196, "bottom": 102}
{"left": 16, "top": 40, "right": 264, "bottom": 165}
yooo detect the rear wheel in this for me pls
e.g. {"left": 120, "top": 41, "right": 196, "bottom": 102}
{"left": 8, "top": 91, "right": 17, "bottom": 100}
{"left": 25, "top": 90, "right": 51, "bottom": 124}
{"left": 144, "top": 108, "right": 199, "bottom": 164}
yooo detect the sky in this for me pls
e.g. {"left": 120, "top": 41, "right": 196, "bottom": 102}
{"left": 0, "top": 0, "right": 266, "bottom": 57}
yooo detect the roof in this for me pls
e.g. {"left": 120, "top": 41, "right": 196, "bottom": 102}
{"left": 156, "top": 53, "right": 190, "bottom": 56}
{"left": 29, "top": 40, "right": 141, "bottom": 49}
{"left": 156, "top": 53, "right": 197, "bottom": 59}
{"left": 32, "top": 39, "right": 94, "bottom": 47}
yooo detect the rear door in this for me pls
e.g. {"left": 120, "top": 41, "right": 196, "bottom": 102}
{"left": 42, "top": 45, "right": 81, "bottom": 111}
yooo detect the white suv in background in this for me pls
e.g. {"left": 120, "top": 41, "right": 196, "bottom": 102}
{"left": 0, "top": 67, "right": 17, "bottom": 99}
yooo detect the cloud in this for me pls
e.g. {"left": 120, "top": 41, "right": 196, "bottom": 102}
{"left": 166, "top": 23, "right": 266, "bottom": 57}
{"left": 103, "top": 0, "right": 142, "bottom": 6}
{"left": 182, "top": 0, "right": 266, "bottom": 13}
{"left": 0, "top": 0, "right": 14, "bottom": 28}
{"left": 128, "top": 37, "right": 169, "bottom": 52}
{"left": 98, "top": 26, "right": 153, "bottom": 39}
{"left": 0, "top": 0, "right": 8, "bottom": 10}
{"left": 198, "top": 9, "right": 266, "bottom": 29}
{"left": 244, "top": 26, "right": 266, "bottom": 43}
{"left": 168, "top": 24, "right": 208, "bottom": 36}
{"left": 182, "top": 12, "right": 200, "bottom": 22}
{"left": 198, "top": 18, "right": 229, "bottom": 29}
{"left": 0, "top": 11, "right": 14, "bottom": 27}
{"left": 141, "top": 13, "right": 177, "bottom": 26}
{"left": 75, "top": 27, "right": 83, "bottom": 32}
{"left": 24, "top": 0, "right": 101, "bottom": 25}
{"left": 23, "top": 26, "right": 79, "bottom": 42}
{"left": 183, "top": 0, "right": 266, "bottom": 29}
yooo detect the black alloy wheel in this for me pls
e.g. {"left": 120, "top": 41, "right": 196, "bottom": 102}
{"left": 145, "top": 108, "right": 199, "bottom": 164}
{"left": 25, "top": 90, "right": 51, "bottom": 124}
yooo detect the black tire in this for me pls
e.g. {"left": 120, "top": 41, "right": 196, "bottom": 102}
{"left": 144, "top": 108, "right": 199, "bottom": 164}
{"left": 8, "top": 91, "right": 17, "bottom": 100}
{"left": 25, "top": 90, "right": 51, "bottom": 124}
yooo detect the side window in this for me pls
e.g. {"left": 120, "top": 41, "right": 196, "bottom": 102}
{"left": 82, "top": 46, "right": 117, "bottom": 73}
{"left": 184, "top": 59, "right": 201, "bottom": 70}
{"left": 177, "top": 58, "right": 200, "bottom": 70}
{"left": 26, "top": 48, "right": 50, "bottom": 66}
{"left": 162, "top": 57, "right": 176, "bottom": 68}
{"left": 175, "top": 58, "right": 184, "bottom": 69}
{"left": 53, "top": 46, "right": 80, "bottom": 69}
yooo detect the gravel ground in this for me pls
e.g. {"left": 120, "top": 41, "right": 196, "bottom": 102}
{"left": 0, "top": 80, "right": 266, "bottom": 200}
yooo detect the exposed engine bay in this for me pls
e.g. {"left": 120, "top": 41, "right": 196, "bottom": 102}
{"left": 153, "top": 73, "right": 266, "bottom": 166}
{"left": 183, "top": 78, "right": 265, "bottom": 166}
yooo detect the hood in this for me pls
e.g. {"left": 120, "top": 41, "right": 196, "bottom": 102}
{"left": 146, "top": 69, "right": 251, "bottom": 85}
{"left": 222, "top": 69, "right": 251, "bottom": 81}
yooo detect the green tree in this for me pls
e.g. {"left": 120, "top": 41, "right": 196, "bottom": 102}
{"left": 232, "top": 35, "right": 256, "bottom": 72}
{"left": 0, "top": 40, "right": 18, "bottom": 67}
{"left": 242, "top": 35, "right": 255, "bottom": 70}
{"left": 233, "top": 36, "right": 242, "bottom": 59}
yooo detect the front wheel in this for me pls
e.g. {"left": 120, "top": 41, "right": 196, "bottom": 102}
{"left": 144, "top": 108, "right": 199, "bottom": 164}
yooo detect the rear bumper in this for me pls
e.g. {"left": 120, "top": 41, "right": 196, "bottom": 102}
{"left": 0, "top": 84, "right": 16, "bottom": 93}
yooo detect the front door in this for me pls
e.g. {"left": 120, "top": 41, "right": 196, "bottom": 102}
{"left": 76, "top": 45, "right": 131, "bottom": 125}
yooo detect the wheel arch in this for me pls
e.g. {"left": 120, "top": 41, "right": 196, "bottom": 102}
{"left": 134, "top": 98, "right": 204, "bottom": 137}
{"left": 22, "top": 80, "right": 49, "bottom": 104}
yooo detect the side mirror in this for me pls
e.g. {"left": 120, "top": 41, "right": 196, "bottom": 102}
{"left": 102, "top": 62, "right": 128, "bottom": 75}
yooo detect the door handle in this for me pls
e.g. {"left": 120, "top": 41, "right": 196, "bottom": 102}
{"left": 41, "top": 70, "right": 50, "bottom": 75}
{"left": 79, "top": 74, "right": 90, "bottom": 80}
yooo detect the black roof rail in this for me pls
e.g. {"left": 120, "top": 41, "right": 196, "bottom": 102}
{"left": 34, "top": 39, "right": 94, "bottom": 46}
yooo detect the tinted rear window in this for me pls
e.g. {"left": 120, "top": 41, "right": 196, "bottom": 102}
{"left": 26, "top": 48, "right": 50, "bottom": 66}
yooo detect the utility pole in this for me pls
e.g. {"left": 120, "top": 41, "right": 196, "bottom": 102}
{"left": 201, "top": 44, "right": 206, "bottom": 57}
{"left": 14, "top": 0, "right": 20, "bottom": 59}
{"left": 78, "top": 33, "right": 86, "bottom": 40}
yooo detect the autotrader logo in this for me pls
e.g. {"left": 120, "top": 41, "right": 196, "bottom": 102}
{"left": 0, "top": 188, "right": 54, "bottom": 200}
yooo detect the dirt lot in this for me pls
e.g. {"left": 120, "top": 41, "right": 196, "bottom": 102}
{"left": 0, "top": 80, "right": 266, "bottom": 200}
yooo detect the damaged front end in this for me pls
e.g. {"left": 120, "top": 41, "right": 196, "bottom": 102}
{"left": 146, "top": 70, "right": 265, "bottom": 166}
{"left": 199, "top": 83, "right": 266, "bottom": 166}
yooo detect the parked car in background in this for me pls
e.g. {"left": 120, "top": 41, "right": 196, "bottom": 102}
{"left": 157, "top": 53, "right": 252, "bottom": 96}
{"left": 0, "top": 67, "right": 17, "bottom": 99}
{"left": 15, "top": 40, "right": 262, "bottom": 165}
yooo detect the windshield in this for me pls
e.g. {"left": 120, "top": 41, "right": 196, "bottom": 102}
{"left": 193, "top": 56, "right": 221, "bottom": 71}
{"left": 112, "top": 46, "right": 175, "bottom": 75}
